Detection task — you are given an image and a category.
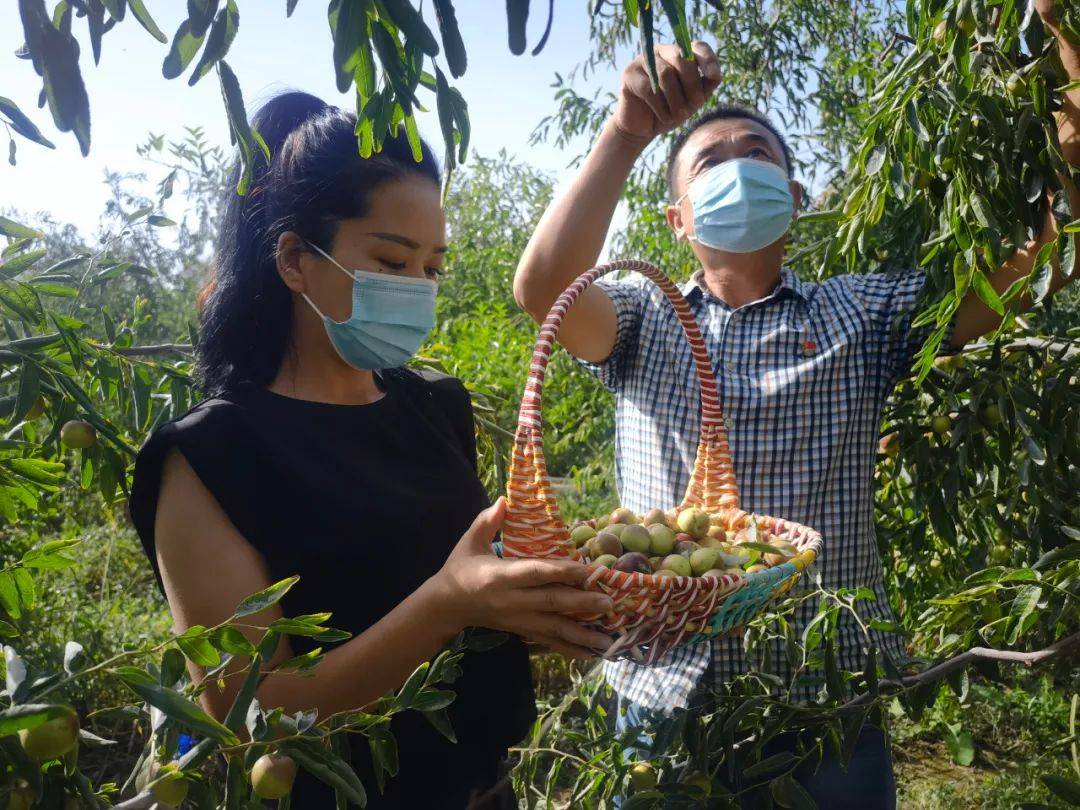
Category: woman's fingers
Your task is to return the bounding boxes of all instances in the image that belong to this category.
[501,556,592,588]
[519,613,613,653]
[459,498,506,553]
[508,583,614,616]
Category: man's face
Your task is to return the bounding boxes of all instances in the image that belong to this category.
[667,117,802,249]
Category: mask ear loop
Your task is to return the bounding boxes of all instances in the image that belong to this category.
[299,239,356,323]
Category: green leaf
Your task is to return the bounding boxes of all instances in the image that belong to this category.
[0,704,73,737]
[382,0,440,55]
[1043,774,1080,805]
[432,0,466,77]
[865,143,887,176]
[0,216,44,240]
[223,653,261,731]
[233,576,299,618]
[12,565,33,613]
[1007,584,1042,644]
[409,689,455,712]
[422,707,456,742]
[114,665,157,686]
[970,270,1004,315]
[162,18,207,79]
[13,360,40,423]
[905,101,930,141]
[189,0,239,85]
[281,741,367,805]
[329,0,370,94]
[211,625,256,656]
[658,0,691,56]
[944,725,975,766]
[216,60,258,194]
[127,681,240,745]
[636,0,657,88]
[160,647,186,686]
[147,214,178,227]
[506,0,529,55]
[176,625,222,667]
[744,752,798,782]
[0,571,22,619]
[126,0,167,41]
[770,773,817,809]
[0,96,55,149]
[32,15,92,155]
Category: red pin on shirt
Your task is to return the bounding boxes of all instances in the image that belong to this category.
[802,339,817,355]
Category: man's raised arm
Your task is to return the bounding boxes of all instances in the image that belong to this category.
[512,42,721,363]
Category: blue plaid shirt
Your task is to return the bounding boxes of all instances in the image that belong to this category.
[583,268,939,711]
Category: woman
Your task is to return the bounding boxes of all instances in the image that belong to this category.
[129,91,613,808]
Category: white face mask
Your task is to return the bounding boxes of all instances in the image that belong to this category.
[301,242,437,370]
[678,158,794,253]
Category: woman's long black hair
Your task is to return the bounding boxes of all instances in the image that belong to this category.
[198,91,441,396]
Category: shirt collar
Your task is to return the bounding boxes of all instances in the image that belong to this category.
[681,267,806,306]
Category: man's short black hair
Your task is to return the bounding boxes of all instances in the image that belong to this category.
[666,104,794,200]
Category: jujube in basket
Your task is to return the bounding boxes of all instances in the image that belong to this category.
[503,260,822,664]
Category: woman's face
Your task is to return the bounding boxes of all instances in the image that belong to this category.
[288,174,448,324]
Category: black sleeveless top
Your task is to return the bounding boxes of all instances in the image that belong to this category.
[130,369,535,808]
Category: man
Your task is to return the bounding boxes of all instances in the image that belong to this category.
[514,7,1080,806]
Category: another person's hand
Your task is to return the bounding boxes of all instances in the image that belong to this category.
[612,40,722,145]
[432,498,615,659]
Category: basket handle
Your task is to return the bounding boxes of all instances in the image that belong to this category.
[502,260,740,560]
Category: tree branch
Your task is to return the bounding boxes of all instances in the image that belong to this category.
[841,629,1080,712]
[0,337,193,364]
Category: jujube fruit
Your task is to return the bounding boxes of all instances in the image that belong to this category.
[593,554,618,568]
[150,763,188,807]
[676,508,710,538]
[18,710,79,760]
[628,762,657,791]
[570,524,597,547]
[609,507,638,525]
[60,420,96,449]
[931,415,952,435]
[251,753,298,800]
[641,508,667,527]
[614,552,652,574]
[675,539,700,557]
[594,532,623,558]
[647,524,676,555]
[690,547,720,575]
[620,524,652,553]
[661,555,692,577]
[604,523,627,539]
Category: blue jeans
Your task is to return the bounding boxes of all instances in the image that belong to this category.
[616,700,896,809]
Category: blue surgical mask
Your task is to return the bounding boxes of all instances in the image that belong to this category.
[679,158,794,253]
[302,242,437,370]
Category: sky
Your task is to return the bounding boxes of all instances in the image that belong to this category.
[1,2,630,237]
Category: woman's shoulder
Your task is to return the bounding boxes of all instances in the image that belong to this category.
[386,367,471,407]
[142,393,253,454]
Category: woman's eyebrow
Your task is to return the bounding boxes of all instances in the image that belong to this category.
[368,232,447,253]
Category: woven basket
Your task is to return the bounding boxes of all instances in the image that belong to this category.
[503,260,822,664]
